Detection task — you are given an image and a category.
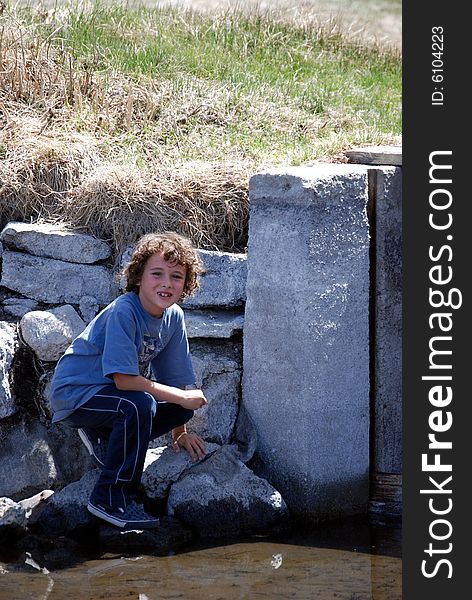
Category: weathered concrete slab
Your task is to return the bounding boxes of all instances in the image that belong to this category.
[184,309,244,338]
[0,251,116,304]
[0,222,111,264]
[372,167,402,474]
[0,418,91,500]
[243,165,371,521]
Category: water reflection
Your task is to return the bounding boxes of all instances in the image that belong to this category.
[0,516,401,600]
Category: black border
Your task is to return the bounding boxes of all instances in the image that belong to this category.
[403,3,470,597]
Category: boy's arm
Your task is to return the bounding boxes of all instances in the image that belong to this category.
[112,373,207,410]
[170,383,206,461]
[114,373,207,460]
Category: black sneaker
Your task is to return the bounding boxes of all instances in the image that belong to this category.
[87,501,160,529]
[78,428,108,468]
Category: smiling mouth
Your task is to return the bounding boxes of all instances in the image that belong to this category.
[157,292,172,298]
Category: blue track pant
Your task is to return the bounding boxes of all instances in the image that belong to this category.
[64,384,193,509]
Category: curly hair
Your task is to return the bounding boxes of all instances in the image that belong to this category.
[122,232,204,300]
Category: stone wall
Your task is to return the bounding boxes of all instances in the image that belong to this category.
[0,147,402,529]
[0,222,247,500]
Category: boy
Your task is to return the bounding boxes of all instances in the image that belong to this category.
[49,232,208,529]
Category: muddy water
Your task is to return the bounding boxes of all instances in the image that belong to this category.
[0,517,401,600]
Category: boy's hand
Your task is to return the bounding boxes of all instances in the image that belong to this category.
[172,432,207,461]
[179,389,208,410]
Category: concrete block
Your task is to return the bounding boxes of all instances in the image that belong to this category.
[243,165,371,521]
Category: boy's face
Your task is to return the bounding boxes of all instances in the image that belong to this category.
[137,252,187,317]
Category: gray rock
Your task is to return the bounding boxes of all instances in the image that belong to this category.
[167,446,288,538]
[0,222,111,264]
[141,443,220,500]
[0,497,28,528]
[18,489,55,512]
[244,165,371,521]
[0,497,28,542]
[2,298,39,318]
[0,321,17,419]
[182,250,247,308]
[20,305,86,362]
[0,429,57,499]
[184,309,244,338]
[36,363,57,421]
[33,470,99,535]
[6,490,55,531]
[0,418,91,500]
[79,296,100,323]
[1,251,116,304]
[189,341,241,444]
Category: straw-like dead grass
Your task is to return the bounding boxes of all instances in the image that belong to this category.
[61,161,249,254]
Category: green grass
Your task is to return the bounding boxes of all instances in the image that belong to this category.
[11,0,401,166]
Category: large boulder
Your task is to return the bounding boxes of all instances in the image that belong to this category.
[0,251,116,304]
[32,470,99,536]
[167,446,289,538]
[141,443,220,500]
[32,470,194,552]
[0,222,111,264]
[0,418,91,500]
[20,305,86,362]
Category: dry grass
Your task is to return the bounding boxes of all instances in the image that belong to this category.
[0,2,400,253]
[0,18,250,252]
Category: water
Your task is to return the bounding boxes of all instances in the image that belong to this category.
[0,516,401,600]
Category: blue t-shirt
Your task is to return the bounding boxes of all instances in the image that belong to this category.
[49,292,195,423]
